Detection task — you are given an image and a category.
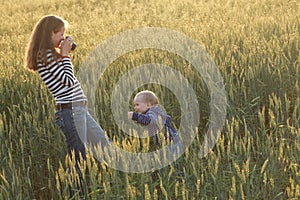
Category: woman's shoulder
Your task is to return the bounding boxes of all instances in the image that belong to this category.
[37,49,60,67]
[38,49,55,59]
[45,49,58,57]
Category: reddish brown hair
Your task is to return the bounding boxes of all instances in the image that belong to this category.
[25,15,68,70]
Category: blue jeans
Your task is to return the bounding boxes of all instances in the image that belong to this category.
[55,104,111,197]
[55,105,108,162]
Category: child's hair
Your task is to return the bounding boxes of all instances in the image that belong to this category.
[136,90,159,105]
[25,15,68,71]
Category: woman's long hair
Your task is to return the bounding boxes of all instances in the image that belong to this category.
[25,15,67,71]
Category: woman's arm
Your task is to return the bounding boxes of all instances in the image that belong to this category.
[39,50,76,87]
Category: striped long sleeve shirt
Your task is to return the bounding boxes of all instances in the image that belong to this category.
[132,105,179,142]
[37,50,86,104]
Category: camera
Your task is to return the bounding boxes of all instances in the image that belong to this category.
[71,41,77,51]
[66,36,77,51]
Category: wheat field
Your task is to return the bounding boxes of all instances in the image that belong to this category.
[0,0,299,199]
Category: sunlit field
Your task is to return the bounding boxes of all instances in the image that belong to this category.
[0,0,299,199]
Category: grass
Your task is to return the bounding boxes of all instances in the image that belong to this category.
[0,0,299,199]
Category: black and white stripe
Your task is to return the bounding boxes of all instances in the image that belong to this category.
[38,50,86,104]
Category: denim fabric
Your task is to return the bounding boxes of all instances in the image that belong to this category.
[54,105,108,162]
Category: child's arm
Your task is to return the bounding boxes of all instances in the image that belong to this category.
[128,111,156,126]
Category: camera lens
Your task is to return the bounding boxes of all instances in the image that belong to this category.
[71,42,77,51]
[66,36,77,51]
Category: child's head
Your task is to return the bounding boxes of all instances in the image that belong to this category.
[25,15,68,70]
[133,90,159,113]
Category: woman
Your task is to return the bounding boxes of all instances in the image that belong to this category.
[25,15,109,167]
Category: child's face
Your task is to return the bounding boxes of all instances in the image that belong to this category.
[133,95,151,114]
[51,26,65,48]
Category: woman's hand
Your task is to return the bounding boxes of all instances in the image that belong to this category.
[60,36,73,57]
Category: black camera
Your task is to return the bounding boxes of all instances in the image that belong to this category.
[71,41,77,51]
[66,36,77,51]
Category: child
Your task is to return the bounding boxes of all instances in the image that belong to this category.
[128,90,180,148]
[128,90,184,193]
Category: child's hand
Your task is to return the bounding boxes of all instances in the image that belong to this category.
[128,112,133,119]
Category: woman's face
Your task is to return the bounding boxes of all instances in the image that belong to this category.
[51,26,65,48]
